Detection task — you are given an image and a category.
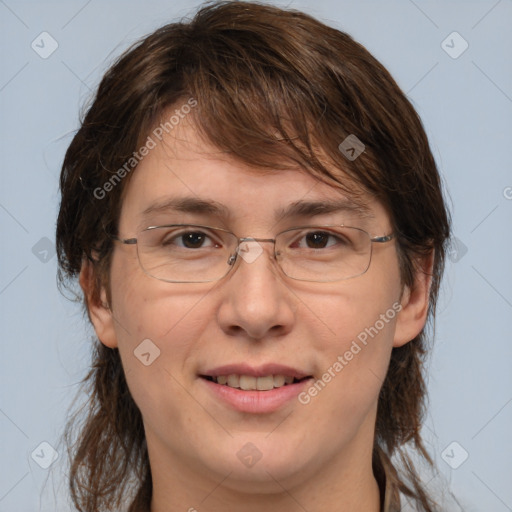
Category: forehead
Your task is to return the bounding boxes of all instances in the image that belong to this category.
[119,118,388,232]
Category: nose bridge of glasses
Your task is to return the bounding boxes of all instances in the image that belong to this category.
[228,237,276,266]
[238,236,276,245]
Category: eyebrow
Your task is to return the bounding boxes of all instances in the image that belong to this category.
[139,196,374,224]
[141,196,230,219]
[274,198,374,222]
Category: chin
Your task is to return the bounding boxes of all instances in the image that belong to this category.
[214,462,304,494]
[200,437,314,490]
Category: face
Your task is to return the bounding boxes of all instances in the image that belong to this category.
[85,113,430,499]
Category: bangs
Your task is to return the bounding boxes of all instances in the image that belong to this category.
[143,13,390,200]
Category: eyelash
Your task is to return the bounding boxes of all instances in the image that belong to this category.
[161,229,348,250]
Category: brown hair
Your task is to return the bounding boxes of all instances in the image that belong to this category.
[56,2,451,511]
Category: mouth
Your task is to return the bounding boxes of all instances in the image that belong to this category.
[198,364,314,413]
[200,374,311,391]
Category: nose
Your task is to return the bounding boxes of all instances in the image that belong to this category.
[216,239,296,340]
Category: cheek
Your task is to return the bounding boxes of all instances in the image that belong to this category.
[297,302,398,446]
[109,246,212,340]
[294,268,401,414]
[309,291,398,388]
[108,253,215,398]
[298,267,401,352]
[108,282,219,442]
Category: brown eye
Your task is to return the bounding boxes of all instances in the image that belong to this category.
[293,230,343,249]
[160,230,216,249]
[180,232,208,248]
[304,232,331,248]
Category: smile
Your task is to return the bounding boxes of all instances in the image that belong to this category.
[202,374,309,391]
[199,364,314,413]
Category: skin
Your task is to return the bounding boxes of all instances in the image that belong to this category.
[81,113,432,512]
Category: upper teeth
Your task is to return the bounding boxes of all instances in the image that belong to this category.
[214,374,296,390]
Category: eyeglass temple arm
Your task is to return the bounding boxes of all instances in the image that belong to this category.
[370,233,394,243]
[112,235,137,245]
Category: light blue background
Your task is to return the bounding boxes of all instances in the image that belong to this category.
[0,1,511,510]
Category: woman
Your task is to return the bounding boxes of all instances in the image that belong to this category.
[56,2,451,511]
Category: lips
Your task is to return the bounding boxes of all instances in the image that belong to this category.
[199,363,313,413]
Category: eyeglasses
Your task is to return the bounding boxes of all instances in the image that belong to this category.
[113,224,394,283]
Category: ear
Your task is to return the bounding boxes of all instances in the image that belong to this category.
[79,259,118,349]
[393,251,434,347]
